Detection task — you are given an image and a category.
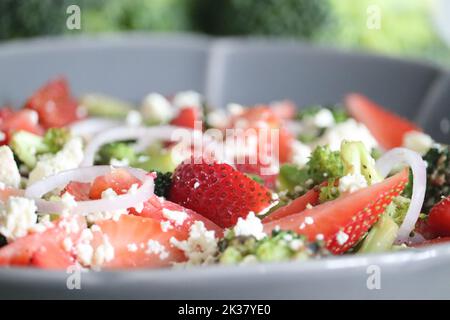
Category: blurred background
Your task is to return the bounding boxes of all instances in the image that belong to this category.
[0,0,449,67]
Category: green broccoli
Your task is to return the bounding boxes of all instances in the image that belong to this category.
[9,128,71,168]
[189,0,330,39]
[340,140,382,185]
[277,163,311,194]
[96,142,137,166]
[217,229,329,265]
[308,145,344,185]
[154,172,172,198]
[422,144,450,213]
[318,178,340,203]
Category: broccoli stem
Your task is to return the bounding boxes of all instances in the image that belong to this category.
[358,213,399,253]
[340,140,383,184]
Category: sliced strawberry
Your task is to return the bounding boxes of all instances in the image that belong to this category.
[270,100,297,120]
[262,186,321,223]
[169,160,274,228]
[91,215,187,269]
[25,77,83,129]
[345,94,421,150]
[30,241,75,269]
[130,194,223,237]
[63,181,91,201]
[263,170,408,254]
[427,196,450,237]
[89,168,141,199]
[0,215,86,268]
[170,107,200,129]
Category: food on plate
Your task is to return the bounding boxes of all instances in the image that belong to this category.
[0,77,446,270]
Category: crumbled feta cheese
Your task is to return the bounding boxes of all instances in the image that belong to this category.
[140,93,174,124]
[160,220,173,232]
[170,221,217,266]
[30,214,54,233]
[306,203,314,209]
[403,131,433,155]
[290,140,312,168]
[110,158,130,167]
[193,181,200,189]
[162,208,187,226]
[336,230,349,245]
[76,243,94,267]
[127,183,144,213]
[125,110,142,127]
[289,239,304,251]
[61,192,78,215]
[145,240,169,260]
[91,224,101,232]
[304,216,314,225]
[207,109,229,128]
[28,137,84,185]
[0,197,37,240]
[316,233,324,241]
[86,188,127,223]
[316,119,378,151]
[233,212,266,240]
[226,103,244,116]
[173,91,202,110]
[338,173,368,194]
[63,237,73,252]
[92,235,115,268]
[312,109,335,128]
[127,243,138,252]
[0,146,21,188]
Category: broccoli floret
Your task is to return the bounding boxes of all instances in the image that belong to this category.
[217,229,329,265]
[340,140,382,185]
[43,128,71,153]
[96,142,137,165]
[9,128,70,168]
[422,144,450,213]
[277,164,311,194]
[189,0,330,39]
[154,172,172,198]
[318,178,340,203]
[308,145,344,185]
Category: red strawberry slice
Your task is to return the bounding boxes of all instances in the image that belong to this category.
[345,94,421,150]
[0,215,86,268]
[427,196,450,237]
[130,194,223,237]
[63,181,91,201]
[89,168,141,200]
[169,160,274,228]
[270,100,297,120]
[90,215,187,269]
[30,241,75,269]
[263,170,409,254]
[25,77,83,129]
[170,107,200,129]
[262,185,321,223]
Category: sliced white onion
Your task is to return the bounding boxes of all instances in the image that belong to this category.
[81,125,225,167]
[375,148,427,243]
[25,166,154,216]
[69,118,122,137]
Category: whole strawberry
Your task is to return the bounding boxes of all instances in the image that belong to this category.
[169,160,274,228]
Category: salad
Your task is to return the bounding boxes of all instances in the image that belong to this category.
[0,77,448,270]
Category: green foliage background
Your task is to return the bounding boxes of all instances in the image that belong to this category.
[0,0,448,66]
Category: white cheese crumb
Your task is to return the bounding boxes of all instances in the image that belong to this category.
[316,119,378,151]
[127,243,138,252]
[233,212,266,240]
[289,239,304,251]
[226,103,244,116]
[63,237,73,252]
[86,188,127,223]
[145,240,169,260]
[304,216,314,225]
[290,140,312,168]
[140,93,174,124]
[0,146,22,188]
[92,235,115,268]
[170,221,217,266]
[172,91,202,110]
[28,137,84,185]
[110,158,130,167]
[0,197,37,240]
[402,131,433,155]
[125,110,142,127]
[193,181,200,189]
[76,243,94,267]
[160,220,173,232]
[338,173,368,194]
[313,109,335,128]
[336,230,349,245]
[162,208,188,226]
[316,233,324,241]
